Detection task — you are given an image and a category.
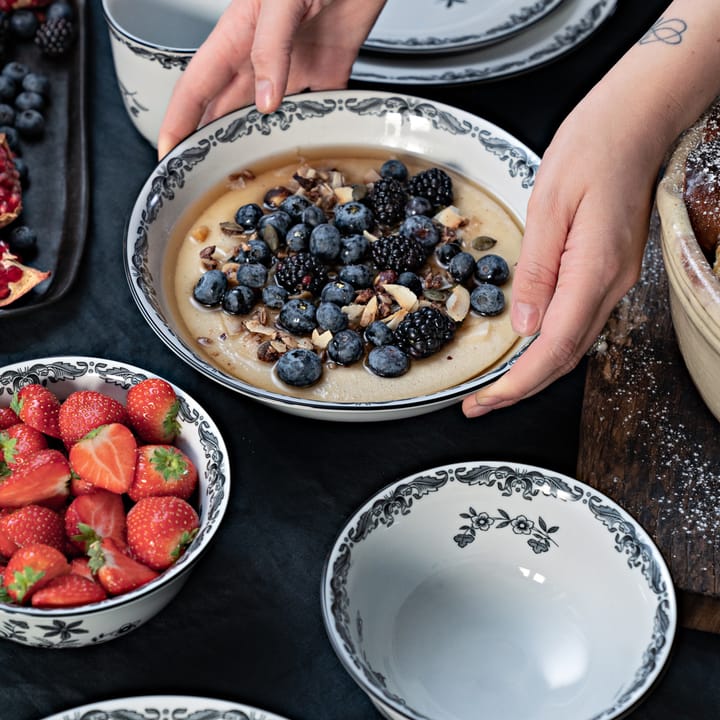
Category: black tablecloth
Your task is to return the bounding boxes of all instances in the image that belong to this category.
[2,1,720,718]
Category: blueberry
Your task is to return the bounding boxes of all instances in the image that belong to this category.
[46,1,75,21]
[193,269,227,306]
[234,203,263,232]
[327,329,364,366]
[316,302,348,333]
[9,10,38,40]
[470,284,505,316]
[340,233,369,264]
[399,215,439,253]
[436,242,461,265]
[2,62,29,84]
[333,201,374,235]
[397,271,423,297]
[276,348,323,387]
[13,157,28,187]
[338,264,373,288]
[380,159,408,183]
[405,196,433,217]
[279,193,311,222]
[242,239,272,266]
[257,209,292,240]
[261,284,288,309]
[222,285,256,315]
[8,225,36,259]
[0,125,20,152]
[236,262,267,289]
[320,279,355,306]
[0,76,16,103]
[309,222,341,262]
[278,298,317,335]
[448,252,475,283]
[14,91,44,112]
[474,254,510,285]
[285,222,311,252]
[364,320,395,347]
[301,204,326,228]
[22,73,50,97]
[367,345,410,378]
[0,103,15,126]
[15,109,44,139]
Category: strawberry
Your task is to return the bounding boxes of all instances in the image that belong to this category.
[30,573,108,608]
[0,1,52,11]
[88,537,158,595]
[128,444,198,502]
[4,543,69,604]
[65,490,127,553]
[0,448,71,508]
[70,556,95,582]
[126,378,181,444]
[58,390,129,447]
[68,423,137,494]
[0,423,47,465]
[0,407,18,430]
[10,384,61,438]
[0,504,65,554]
[126,495,199,570]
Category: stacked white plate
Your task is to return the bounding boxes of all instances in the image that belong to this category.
[353,0,617,85]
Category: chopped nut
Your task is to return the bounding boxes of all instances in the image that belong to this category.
[245,320,276,336]
[334,186,355,204]
[434,205,468,229]
[189,225,210,243]
[355,288,375,304]
[257,340,281,363]
[199,245,216,259]
[227,169,255,189]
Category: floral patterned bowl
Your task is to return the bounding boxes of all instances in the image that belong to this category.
[124,89,539,422]
[0,356,230,648]
[321,461,676,720]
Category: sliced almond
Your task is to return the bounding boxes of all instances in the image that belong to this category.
[446,285,471,322]
[382,283,419,312]
[244,320,276,336]
[360,295,378,326]
[343,304,365,325]
[311,328,333,350]
[383,308,409,330]
[334,186,355,204]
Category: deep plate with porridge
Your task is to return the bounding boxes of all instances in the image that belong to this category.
[125,90,539,420]
[170,152,523,403]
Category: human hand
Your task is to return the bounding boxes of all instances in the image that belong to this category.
[157,0,386,158]
[462,86,661,418]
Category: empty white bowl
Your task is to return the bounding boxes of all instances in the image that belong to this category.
[0,356,230,648]
[321,461,675,720]
[124,89,539,421]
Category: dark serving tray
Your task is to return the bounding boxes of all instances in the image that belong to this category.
[0,0,87,318]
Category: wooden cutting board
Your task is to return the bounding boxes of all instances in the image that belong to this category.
[577,209,720,633]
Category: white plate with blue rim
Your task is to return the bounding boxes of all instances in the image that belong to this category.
[42,696,292,720]
[362,0,566,55]
[353,0,617,84]
[321,460,676,720]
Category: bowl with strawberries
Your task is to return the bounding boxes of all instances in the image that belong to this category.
[0,355,230,648]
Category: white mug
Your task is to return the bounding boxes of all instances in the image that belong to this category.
[102,0,230,148]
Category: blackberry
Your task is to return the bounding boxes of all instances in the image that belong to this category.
[367,177,407,226]
[35,17,76,58]
[394,306,456,359]
[371,233,425,274]
[274,251,328,296]
[408,167,453,209]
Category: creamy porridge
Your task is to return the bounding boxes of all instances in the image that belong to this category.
[167,151,523,403]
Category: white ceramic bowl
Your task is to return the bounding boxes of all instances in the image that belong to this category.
[124,89,538,421]
[0,356,230,648]
[102,0,229,147]
[656,113,720,422]
[321,461,676,720]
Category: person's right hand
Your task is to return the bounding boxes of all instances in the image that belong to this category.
[157,0,387,158]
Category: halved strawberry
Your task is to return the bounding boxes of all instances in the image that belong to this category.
[126,378,181,444]
[4,543,69,604]
[128,444,198,501]
[0,448,71,509]
[30,572,108,608]
[126,495,199,571]
[65,489,127,553]
[69,556,95,582]
[68,423,137,494]
[0,422,47,465]
[10,384,61,438]
[88,537,158,595]
[58,390,129,447]
[0,407,18,431]
[0,504,65,554]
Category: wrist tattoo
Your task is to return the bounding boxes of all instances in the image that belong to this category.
[639,17,687,46]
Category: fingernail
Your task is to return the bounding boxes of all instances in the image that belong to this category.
[256,79,273,113]
[512,302,539,335]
